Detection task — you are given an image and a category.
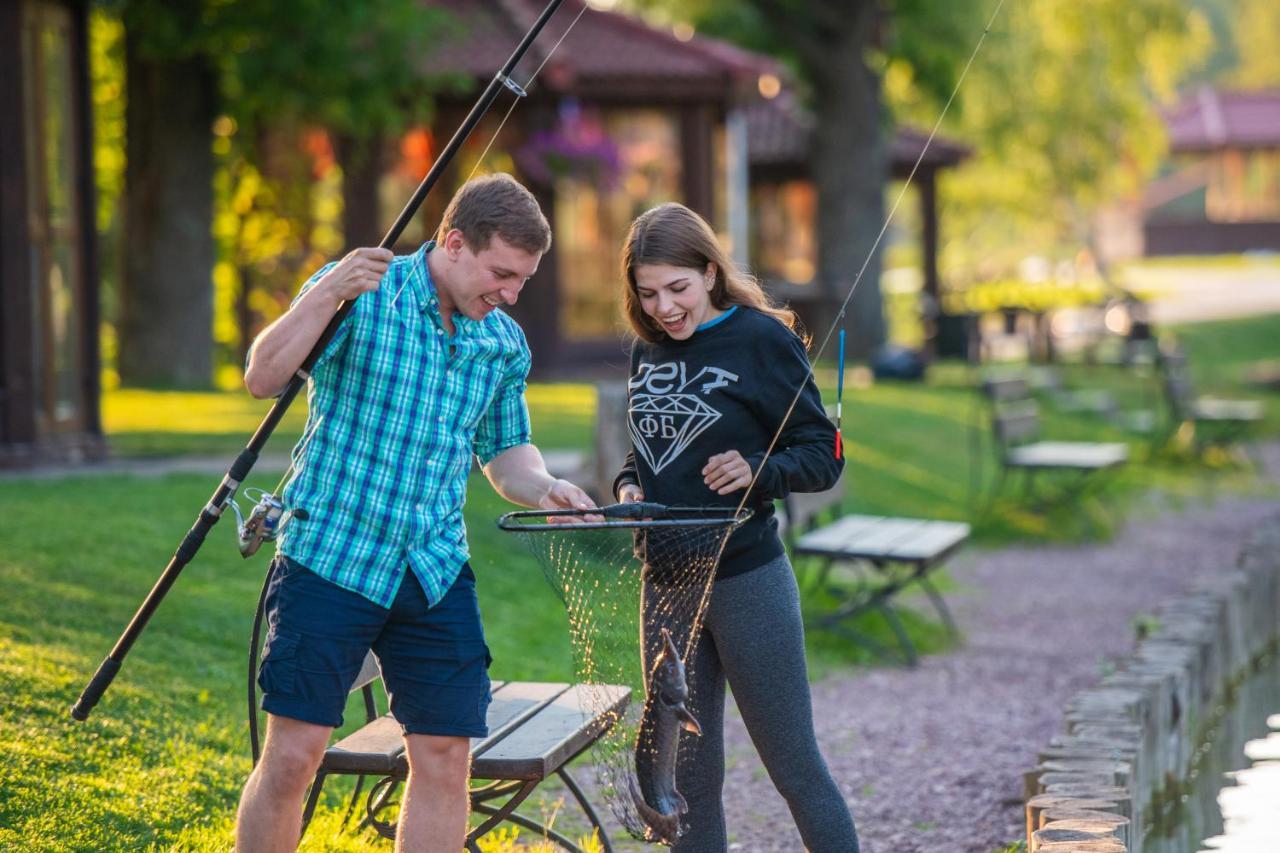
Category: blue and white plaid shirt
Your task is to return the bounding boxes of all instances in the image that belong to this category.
[275,242,532,608]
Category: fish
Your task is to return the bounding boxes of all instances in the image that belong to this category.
[631,626,702,845]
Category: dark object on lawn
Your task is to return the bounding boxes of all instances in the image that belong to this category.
[631,628,701,845]
[70,0,570,723]
[871,345,926,381]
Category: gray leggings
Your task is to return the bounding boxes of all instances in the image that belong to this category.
[642,555,860,852]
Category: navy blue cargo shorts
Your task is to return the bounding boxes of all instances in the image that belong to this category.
[257,554,492,737]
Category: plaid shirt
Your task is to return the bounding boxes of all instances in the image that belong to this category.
[276,242,532,608]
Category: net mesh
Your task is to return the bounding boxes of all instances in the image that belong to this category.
[500,506,747,844]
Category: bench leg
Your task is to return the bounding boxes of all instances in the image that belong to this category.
[300,771,327,841]
[814,587,918,666]
[917,573,959,637]
[557,766,613,853]
[467,779,539,842]
[362,774,402,840]
[472,796,591,852]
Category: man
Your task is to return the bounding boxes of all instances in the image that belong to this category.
[235,173,594,852]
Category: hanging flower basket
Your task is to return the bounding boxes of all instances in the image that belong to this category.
[517,110,622,190]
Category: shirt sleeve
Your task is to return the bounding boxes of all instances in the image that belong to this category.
[244,261,356,373]
[743,326,844,500]
[474,332,533,466]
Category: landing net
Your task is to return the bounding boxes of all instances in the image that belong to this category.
[497,503,750,844]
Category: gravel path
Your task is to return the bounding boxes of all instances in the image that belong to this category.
[718,446,1280,853]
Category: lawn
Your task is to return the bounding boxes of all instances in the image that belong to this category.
[4,313,1279,848]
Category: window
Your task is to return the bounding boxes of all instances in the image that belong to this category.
[751,180,816,285]
[555,108,682,340]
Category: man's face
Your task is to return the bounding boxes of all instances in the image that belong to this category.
[437,230,541,322]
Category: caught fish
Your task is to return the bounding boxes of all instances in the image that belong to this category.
[631,627,702,845]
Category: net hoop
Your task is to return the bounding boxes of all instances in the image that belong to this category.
[496,502,752,533]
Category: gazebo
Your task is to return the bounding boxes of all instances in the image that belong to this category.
[351,0,770,373]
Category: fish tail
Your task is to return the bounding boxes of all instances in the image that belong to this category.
[628,773,682,845]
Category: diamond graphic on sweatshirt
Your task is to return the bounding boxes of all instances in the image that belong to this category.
[629,394,721,474]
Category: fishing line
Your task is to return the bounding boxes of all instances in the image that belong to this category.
[681,0,1010,662]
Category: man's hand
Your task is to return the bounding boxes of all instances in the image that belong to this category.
[702,450,753,495]
[318,247,394,302]
[539,478,601,523]
[617,483,645,503]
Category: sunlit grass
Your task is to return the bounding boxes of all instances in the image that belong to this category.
[102,382,598,457]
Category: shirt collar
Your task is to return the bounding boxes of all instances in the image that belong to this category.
[410,241,479,336]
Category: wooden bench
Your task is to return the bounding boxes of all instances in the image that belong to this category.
[782,478,969,665]
[248,584,629,852]
[1157,345,1263,451]
[981,376,1128,503]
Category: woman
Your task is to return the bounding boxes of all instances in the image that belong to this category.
[613,202,860,852]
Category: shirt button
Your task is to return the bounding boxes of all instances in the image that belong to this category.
[435,328,444,336]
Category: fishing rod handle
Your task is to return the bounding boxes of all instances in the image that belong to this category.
[71,657,121,720]
[70,448,259,720]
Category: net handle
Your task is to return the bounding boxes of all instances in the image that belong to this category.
[496,503,751,532]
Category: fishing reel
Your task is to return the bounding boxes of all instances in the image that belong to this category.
[229,488,304,558]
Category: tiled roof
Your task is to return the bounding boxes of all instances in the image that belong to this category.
[745,91,971,171]
[423,0,768,98]
[1164,87,1280,151]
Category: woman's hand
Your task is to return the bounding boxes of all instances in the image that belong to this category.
[702,450,753,495]
[617,483,645,503]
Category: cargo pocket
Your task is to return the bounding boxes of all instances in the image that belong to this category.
[258,628,300,696]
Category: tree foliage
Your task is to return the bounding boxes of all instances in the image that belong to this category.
[926,0,1212,280]
[98,0,452,386]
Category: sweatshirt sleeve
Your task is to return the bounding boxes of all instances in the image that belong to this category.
[611,340,642,501]
[743,326,844,500]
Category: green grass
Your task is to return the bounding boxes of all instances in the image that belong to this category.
[7,313,1280,847]
[103,383,596,457]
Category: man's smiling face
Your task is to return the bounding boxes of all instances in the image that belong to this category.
[436,229,541,322]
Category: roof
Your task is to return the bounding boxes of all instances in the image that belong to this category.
[424,0,770,101]
[745,91,972,174]
[1164,87,1280,152]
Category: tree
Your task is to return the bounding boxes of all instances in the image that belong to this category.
[104,0,447,387]
[919,0,1211,280]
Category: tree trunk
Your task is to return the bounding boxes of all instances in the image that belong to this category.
[809,4,887,359]
[118,34,216,388]
[337,133,386,252]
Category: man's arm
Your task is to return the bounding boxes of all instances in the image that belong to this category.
[483,444,596,511]
[244,248,392,398]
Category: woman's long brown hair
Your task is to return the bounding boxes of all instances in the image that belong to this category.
[620,203,805,344]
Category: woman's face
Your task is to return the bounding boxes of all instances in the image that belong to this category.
[633,262,720,340]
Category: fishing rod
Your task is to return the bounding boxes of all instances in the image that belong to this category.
[71,0,569,722]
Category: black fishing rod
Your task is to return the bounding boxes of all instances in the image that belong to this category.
[71,0,568,722]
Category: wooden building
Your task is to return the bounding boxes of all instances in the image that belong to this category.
[1145,87,1280,256]
[0,0,105,467]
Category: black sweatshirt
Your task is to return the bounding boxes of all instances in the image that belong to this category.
[613,306,844,580]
